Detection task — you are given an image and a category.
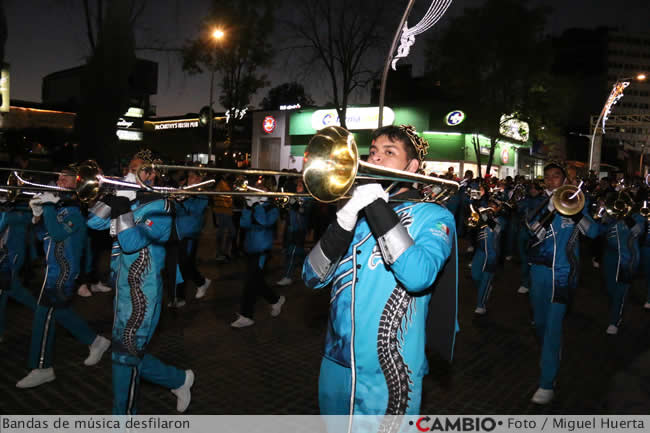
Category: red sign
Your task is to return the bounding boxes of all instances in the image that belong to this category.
[262,116,276,133]
[501,148,509,164]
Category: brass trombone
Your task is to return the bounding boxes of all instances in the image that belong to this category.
[136,126,459,203]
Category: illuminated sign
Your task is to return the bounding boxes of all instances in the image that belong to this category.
[311,107,395,130]
[445,110,465,126]
[480,147,490,156]
[280,104,301,110]
[124,107,144,118]
[499,114,529,142]
[0,67,9,113]
[263,116,277,133]
[501,148,509,164]
[154,121,199,130]
[116,129,143,141]
[116,118,134,128]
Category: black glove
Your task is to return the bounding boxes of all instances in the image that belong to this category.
[487,218,496,229]
[110,196,131,219]
[99,194,117,209]
[624,216,636,229]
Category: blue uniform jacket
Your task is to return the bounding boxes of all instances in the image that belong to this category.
[174,196,208,239]
[0,203,32,277]
[474,215,505,273]
[37,200,86,302]
[303,202,455,381]
[241,202,279,254]
[599,213,645,282]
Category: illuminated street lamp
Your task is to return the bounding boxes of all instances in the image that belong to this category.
[589,73,647,173]
[208,28,225,164]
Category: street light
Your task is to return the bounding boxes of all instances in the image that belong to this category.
[208,28,225,165]
[589,73,647,174]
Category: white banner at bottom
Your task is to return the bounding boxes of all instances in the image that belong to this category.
[0,415,648,433]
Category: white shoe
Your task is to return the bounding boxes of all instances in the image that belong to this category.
[171,369,194,413]
[91,282,112,293]
[643,302,650,310]
[230,314,255,328]
[276,277,293,286]
[466,246,474,253]
[474,307,487,315]
[270,295,286,317]
[77,284,92,297]
[531,387,554,404]
[168,299,186,308]
[606,325,618,335]
[195,278,212,299]
[592,258,600,269]
[505,255,513,261]
[518,286,529,294]
[468,263,472,269]
[84,335,111,366]
[16,368,56,388]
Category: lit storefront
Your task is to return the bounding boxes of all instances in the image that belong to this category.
[269,105,529,178]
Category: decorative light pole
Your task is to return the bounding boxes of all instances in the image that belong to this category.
[589,73,646,174]
[208,28,225,164]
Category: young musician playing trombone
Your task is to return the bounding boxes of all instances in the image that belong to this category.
[17,166,111,388]
[303,125,458,421]
[526,162,599,405]
[87,151,194,414]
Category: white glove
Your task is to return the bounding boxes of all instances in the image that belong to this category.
[337,183,389,231]
[116,173,138,201]
[37,192,60,205]
[546,198,556,213]
[29,198,44,217]
[246,196,261,207]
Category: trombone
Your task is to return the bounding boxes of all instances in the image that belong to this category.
[135,125,459,203]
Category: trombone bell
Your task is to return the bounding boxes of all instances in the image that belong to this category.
[551,185,585,216]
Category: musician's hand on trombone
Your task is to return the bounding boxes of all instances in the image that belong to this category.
[336,183,388,231]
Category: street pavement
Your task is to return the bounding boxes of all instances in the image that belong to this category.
[1,228,649,415]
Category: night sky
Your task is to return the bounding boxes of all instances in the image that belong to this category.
[4,0,649,117]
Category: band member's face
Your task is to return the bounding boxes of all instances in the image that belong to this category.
[187,172,203,186]
[57,172,76,189]
[544,168,565,191]
[129,158,145,175]
[296,180,305,193]
[368,136,418,173]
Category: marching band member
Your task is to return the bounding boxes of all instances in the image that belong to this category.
[597,192,644,335]
[231,181,284,328]
[302,125,458,420]
[276,179,312,287]
[471,199,505,315]
[17,167,110,388]
[526,163,599,405]
[173,168,212,301]
[88,151,194,413]
[0,198,36,342]
[516,182,545,294]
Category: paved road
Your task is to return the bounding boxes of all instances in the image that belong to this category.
[1,232,649,415]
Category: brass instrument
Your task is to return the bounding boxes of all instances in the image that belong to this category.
[640,200,650,220]
[137,126,459,203]
[527,184,586,234]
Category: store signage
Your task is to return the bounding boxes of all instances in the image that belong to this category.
[116,118,134,128]
[263,116,277,133]
[280,104,301,110]
[480,147,490,155]
[445,110,465,126]
[116,129,143,141]
[500,114,529,142]
[311,107,395,130]
[501,148,509,164]
[154,120,199,130]
[124,107,144,118]
[0,67,9,113]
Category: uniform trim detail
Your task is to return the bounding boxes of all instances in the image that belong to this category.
[116,213,136,234]
[377,224,414,265]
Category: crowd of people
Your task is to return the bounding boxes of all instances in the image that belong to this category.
[0,124,649,425]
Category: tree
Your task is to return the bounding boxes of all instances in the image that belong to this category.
[426,0,554,176]
[182,0,274,142]
[261,82,314,110]
[285,0,395,129]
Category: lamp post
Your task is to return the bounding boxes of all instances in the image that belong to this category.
[208,28,225,165]
[589,73,646,174]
